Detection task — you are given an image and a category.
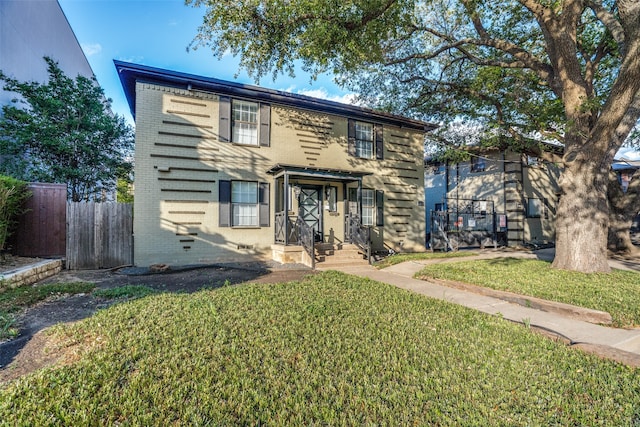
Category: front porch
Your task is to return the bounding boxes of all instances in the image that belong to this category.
[267,164,374,269]
[271,241,370,269]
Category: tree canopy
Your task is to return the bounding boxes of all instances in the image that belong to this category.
[0,57,134,202]
[189,0,640,272]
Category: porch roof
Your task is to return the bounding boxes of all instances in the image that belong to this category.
[266,164,372,181]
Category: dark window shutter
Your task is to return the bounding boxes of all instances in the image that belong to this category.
[259,103,271,147]
[347,119,356,156]
[219,180,231,227]
[218,96,231,143]
[375,124,384,160]
[376,190,384,226]
[259,182,270,227]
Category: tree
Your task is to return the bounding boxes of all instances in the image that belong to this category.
[0,175,31,252]
[188,0,640,272]
[0,57,133,202]
[607,167,640,255]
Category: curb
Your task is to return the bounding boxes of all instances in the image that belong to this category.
[426,277,613,325]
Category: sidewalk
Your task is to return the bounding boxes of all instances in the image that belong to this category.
[330,251,640,367]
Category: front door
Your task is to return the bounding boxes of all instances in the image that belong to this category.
[299,186,323,242]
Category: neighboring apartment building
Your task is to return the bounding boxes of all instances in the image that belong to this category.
[0,0,94,106]
[115,61,434,267]
[425,148,562,249]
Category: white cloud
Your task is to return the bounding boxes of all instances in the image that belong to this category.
[293,88,359,105]
[616,146,640,161]
[116,56,145,64]
[81,43,102,56]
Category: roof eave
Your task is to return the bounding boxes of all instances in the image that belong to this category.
[114,60,436,132]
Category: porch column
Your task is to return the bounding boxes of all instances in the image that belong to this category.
[284,172,289,245]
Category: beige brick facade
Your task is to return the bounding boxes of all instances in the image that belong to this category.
[121,64,429,266]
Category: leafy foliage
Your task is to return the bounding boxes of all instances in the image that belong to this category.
[0,176,31,251]
[1,272,639,424]
[0,57,134,201]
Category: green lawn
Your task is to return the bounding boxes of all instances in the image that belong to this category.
[1,271,639,425]
[374,250,476,269]
[415,258,640,327]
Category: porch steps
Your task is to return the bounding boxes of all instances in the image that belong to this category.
[314,243,370,269]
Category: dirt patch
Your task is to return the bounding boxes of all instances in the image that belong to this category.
[0,263,314,384]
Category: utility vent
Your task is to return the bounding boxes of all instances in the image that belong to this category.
[237,244,254,250]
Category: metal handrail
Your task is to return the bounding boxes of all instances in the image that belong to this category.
[347,213,371,264]
[274,211,287,244]
[295,216,315,269]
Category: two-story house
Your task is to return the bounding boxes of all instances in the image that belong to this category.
[425,147,563,250]
[115,61,434,267]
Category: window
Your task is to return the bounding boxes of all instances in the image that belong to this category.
[347,187,384,226]
[432,162,446,174]
[219,180,269,227]
[355,122,374,159]
[361,189,375,226]
[527,198,544,218]
[219,97,271,146]
[471,156,486,172]
[232,100,259,145]
[232,181,258,226]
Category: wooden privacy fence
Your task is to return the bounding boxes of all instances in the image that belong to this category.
[12,183,67,257]
[66,202,133,269]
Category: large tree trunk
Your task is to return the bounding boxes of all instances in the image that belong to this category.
[607,169,640,256]
[553,161,611,272]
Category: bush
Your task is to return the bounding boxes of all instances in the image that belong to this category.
[0,175,31,251]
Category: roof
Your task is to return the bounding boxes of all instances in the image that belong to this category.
[266,164,372,180]
[114,60,436,132]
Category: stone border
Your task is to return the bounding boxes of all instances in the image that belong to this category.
[428,277,613,325]
[0,259,63,290]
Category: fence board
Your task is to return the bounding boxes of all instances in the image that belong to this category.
[66,202,133,269]
[12,183,66,257]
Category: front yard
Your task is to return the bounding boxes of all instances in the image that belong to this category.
[415,258,640,328]
[1,271,638,425]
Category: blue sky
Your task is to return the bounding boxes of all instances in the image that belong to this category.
[58,0,353,125]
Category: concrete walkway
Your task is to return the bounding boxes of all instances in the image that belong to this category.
[329,250,640,367]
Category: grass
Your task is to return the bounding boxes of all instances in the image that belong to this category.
[374,250,477,269]
[1,271,639,425]
[0,282,95,340]
[415,258,640,327]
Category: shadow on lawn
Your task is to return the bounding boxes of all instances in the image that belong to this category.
[0,263,312,370]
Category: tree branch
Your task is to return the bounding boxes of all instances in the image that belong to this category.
[586,1,625,45]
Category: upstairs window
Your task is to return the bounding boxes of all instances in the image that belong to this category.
[471,156,486,172]
[348,119,383,160]
[355,122,374,159]
[232,100,259,145]
[218,96,270,146]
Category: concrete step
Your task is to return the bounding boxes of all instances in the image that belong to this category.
[315,243,369,268]
[316,258,371,269]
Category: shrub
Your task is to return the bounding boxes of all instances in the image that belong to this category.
[0,176,31,251]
